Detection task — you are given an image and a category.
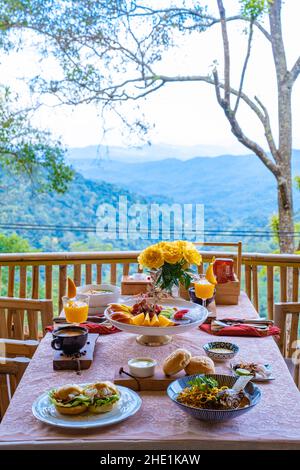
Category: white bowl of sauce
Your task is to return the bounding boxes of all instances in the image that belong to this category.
[203,341,239,362]
[128,357,157,378]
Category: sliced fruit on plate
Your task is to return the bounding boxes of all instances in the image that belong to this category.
[150,313,159,327]
[111,312,132,324]
[158,315,175,327]
[143,312,151,326]
[131,312,145,326]
[67,277,77,298]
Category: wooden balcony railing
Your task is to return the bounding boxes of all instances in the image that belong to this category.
[0,250,299,319]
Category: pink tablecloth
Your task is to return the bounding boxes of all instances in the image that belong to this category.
[0,293,300,450]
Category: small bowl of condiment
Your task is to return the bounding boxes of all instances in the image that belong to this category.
[128,357,157,378]
[203,341,239,362]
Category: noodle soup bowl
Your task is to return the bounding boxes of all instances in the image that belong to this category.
[167,374,261,422]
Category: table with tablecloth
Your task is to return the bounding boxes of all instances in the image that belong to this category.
[0,293,300,450]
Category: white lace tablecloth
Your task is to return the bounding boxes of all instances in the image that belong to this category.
[0,292,300,450]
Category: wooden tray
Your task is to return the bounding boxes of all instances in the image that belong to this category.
[53,333,99,371]
[114,366,185,391]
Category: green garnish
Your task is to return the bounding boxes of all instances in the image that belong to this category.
[188,376,218,390]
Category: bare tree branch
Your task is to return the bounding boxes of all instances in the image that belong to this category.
[290,56,300,84]
[233,20,254,115]
[211,70,279,178]
[254,95,278,160]
[217,0,230,104]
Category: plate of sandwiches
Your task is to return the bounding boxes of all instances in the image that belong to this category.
[32,381,142,429]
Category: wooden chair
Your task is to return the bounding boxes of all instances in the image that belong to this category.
[274,302,300,388]
[0,297,53,340]
[0,338,39,419]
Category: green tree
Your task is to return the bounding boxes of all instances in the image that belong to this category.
[0,232,34,252]
[1,0,300,250]
[0,87,73,193]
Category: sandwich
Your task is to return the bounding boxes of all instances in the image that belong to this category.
[84,381,120,413]
[49,384,90,415]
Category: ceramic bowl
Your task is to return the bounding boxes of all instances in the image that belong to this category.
[77,284,120,308]
[203,341,239,362]
[167,374,261,422]
[128,357,157,378]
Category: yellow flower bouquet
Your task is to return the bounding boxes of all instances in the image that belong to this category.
[138,241,202,293]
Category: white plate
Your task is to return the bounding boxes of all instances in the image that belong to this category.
[32,385,141,429]
[104,298,208,336]
[231,363,275,382]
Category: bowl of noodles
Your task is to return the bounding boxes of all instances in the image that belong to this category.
[167,374,261,422]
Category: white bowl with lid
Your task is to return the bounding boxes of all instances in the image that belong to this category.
[128,357,157,378]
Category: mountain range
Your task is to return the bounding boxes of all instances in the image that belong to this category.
[68,147,300,229]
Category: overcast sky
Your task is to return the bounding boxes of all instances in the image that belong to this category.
[1,0,300,156]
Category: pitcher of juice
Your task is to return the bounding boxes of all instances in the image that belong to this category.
[193,274,215,308]
[63,294,89,324]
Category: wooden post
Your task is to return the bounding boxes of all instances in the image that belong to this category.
[245,265,252,300]
[252,265,259,312]
[45,266,52,299]
[110,264,117,285]
[292,267,299,302]
[59,265,67,313]
[280,266,287,302]
[96,264,102,284]
[85,264,92,285]
[267,266,274,320]
[73,264,81,286]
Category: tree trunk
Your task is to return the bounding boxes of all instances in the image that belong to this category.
[277,172,294,253]
[269,0,294,253]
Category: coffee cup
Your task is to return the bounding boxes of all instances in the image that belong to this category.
[51,326,88,355]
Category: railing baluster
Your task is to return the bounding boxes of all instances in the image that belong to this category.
[280,266,287,302]
[85,264,92,284]
[28,266,39,339]
[45,266,52,299]
[18,266,27,338]
[73,264,81,286]
[7,267,15,338]
[123,263,130,276]
[252,265,259,312]
[110,264,117,285]
[96,264,102,284]
[245,265,252,300]
[8,267,15,297]
[267,266,274,320]
[59,265,67,313]
[293,267,299,302]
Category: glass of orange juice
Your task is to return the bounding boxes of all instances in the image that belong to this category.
[193,274,215,308]
[62,294,89,324]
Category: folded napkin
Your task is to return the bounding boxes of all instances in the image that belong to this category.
[200,322,280,337]
[46,322,120,335]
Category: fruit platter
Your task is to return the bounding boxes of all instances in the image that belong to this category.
[104,298,208,346]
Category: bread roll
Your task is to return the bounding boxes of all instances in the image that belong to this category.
[184,355,215,375]
[163,348,192,376]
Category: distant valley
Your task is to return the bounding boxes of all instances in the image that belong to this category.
[68,147,300,229]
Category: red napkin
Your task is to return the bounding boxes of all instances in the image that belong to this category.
[200,323,280,338]
[46,322,120,335]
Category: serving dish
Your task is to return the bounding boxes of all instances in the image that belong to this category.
[77,284,120,310]
[203,341,239,362]
[32,384,141,429]
[167,374,261,422]
[231,362,275,382]
[105,298,208,346]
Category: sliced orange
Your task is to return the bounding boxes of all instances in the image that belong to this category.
[67,277,77,298]
[143,312,151,326]
[158,315,175,327]
[150,314,159,327]
[131,313,145,326]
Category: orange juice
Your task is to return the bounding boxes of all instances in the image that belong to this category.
[64,300,88,323]
[194,280,215,300]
